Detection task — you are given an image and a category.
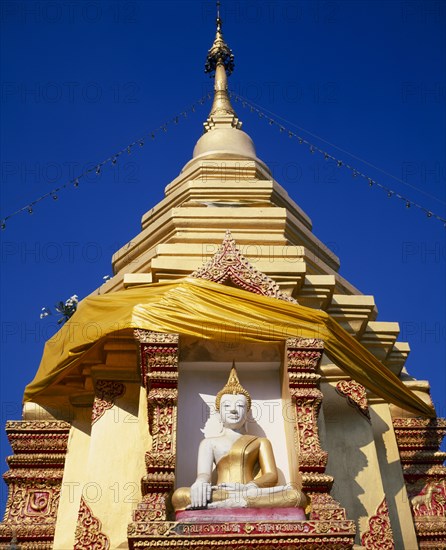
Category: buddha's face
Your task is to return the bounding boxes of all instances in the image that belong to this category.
[219,393,248,430]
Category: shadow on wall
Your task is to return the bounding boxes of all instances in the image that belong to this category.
[321,381,370,544]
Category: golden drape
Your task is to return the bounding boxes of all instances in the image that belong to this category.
[24,277,434,417]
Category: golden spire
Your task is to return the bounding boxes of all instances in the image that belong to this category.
[188,1,261,167]
[215,361,252,411]
[204,1,240,127]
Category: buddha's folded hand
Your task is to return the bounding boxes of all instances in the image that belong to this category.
[190,480,212,508]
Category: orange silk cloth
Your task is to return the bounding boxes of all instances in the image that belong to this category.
[24,277,434,417]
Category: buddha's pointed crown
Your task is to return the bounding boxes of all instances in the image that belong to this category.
[215,361,252,412]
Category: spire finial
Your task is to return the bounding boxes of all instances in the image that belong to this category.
[204,1,239,127]
[205,1,234,77]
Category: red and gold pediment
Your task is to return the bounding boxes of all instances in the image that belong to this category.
[191,230,297,304]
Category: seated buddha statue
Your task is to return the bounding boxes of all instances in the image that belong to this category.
[172,366,308,511]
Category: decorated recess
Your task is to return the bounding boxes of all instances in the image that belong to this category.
[229,91,446,227]
[0,93,212,230]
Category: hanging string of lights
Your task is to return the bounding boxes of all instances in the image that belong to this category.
[0,93,212,231]
[234,94,445,207]
[229,91,446,227]
[2,89,444,229]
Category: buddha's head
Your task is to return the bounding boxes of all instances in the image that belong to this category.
[215,364,251,429]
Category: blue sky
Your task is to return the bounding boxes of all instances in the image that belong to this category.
[1,0,445,511]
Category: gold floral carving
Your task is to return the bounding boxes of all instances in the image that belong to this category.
[291,388,328,469]
[286,338,324,349]
[2,483,61,525]
[147,401,177,456]
[132,493,172,523]
[0,420,70,548]
[136,331,179,389]
[134,329,179,344]
[74,496,110,550]
[393,418,446,429]
[309,493,346,521]
[392,416,446,547]
[7,453,67,467]
[8,433,69,453]
[335,380,371,422]
[91,379,126,425]
[128,538,356,549]
[285,339,348,526]
[191,230,297,303]
[129,330,179,538]
[361,498,394,550]
[286,343,327,474]
[127,519,356,548]
[6,420,71,431]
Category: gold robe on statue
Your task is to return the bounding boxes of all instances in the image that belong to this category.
[172,435,306,511]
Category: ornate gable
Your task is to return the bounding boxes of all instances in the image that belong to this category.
[191,230,297,304]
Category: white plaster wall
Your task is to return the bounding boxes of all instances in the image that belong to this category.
[176,361,289,489]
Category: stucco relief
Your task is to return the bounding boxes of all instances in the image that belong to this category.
[74,496,109,550]
[91,380,126,425]
[335,379,371,422]
[361,498,394,550]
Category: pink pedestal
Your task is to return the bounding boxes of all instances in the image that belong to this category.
[176,507,307,522]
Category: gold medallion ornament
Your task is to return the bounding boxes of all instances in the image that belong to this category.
[215,362,252,412]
